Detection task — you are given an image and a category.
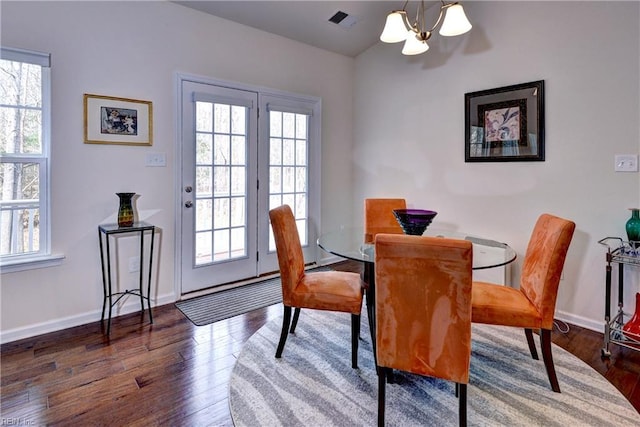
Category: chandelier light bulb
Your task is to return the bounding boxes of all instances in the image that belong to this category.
[380,11,409,43]
[402,31,429,55]
[439,4,472,36]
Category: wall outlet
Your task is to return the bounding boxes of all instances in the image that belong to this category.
[128,256,140,272]
[614,154,638,172]
[145,152,166,167]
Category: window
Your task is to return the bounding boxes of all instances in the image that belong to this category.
[0,47,57,271]
[267,109,311,250]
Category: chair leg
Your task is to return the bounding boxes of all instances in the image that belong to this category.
[458,383,467,427]
[351,314,360,369]
[378,367,387,427]
[540,328,561,393]
[290,307,301,333]
[525,328,539,360]
[275,306,292,358]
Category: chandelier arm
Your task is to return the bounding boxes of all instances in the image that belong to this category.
[427,4,448,33]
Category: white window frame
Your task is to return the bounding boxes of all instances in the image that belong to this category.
[0,47,63,273]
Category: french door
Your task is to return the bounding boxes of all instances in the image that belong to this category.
[179,77,320,294]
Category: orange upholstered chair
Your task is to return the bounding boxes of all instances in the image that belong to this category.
[364,198,406,244]
[269,204,365,368]
[471,213,575,393]
[375,234,473,427]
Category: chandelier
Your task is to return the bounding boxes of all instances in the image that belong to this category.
[380,1,472,55]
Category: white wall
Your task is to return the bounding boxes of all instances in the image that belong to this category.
[354,1,640,330]
[0,1,355,342]
[2,0,638,342]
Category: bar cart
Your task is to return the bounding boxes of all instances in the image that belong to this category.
[599,237,640,357]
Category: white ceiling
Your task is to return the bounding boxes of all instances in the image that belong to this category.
[173,1,434,57]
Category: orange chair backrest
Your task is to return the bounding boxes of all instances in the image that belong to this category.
[520,214,576,329]
[269,205,304,306]
[374,234,473,384]
[364,198,406,243]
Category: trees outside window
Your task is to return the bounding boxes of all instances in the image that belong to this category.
[0,47,51,265]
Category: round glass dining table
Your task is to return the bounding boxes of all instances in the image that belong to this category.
[317,226,517,372]
[318,226,516,270]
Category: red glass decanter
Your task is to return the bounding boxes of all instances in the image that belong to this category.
[622,292,640,344]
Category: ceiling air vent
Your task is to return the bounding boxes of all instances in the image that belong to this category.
[328,10,358,29]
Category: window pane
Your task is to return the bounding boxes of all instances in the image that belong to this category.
[213,229,230,261]
[282,112,295,138]
[269,167,281,193]
[213,197,229,229]
[282,167,295,193]
[0,108,42,154]
[295,114,307,139]
[230,227,245,255]
[195,231,212,265]
[231,197,245,227]
[195,166,212,196]
[214,134,230,165]
[231,105,246,134]
[283,194,295,211]
[214,104,230,133]
[195,102,212,132]
[0,207,40,255]
[231,166,245,196]
[0,60,41,107]
[269,195,282,211]
[196,133,212,164]
[295,193,307,218]
[195,199,212,232]
[231,136,245,165]
[295,140,306,166]
[270,111,282,137]
[283,139,295,165]
[213,166,230,196]
[296,219,308,246]
[295,167,307,192]
[0,161,41,254]
[270,138,282,165]
[0,162,39,200]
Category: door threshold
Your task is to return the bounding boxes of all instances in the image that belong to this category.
[179,263,320,301]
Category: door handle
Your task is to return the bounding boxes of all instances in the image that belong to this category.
[185,186,193,193]
[185,201,193,208]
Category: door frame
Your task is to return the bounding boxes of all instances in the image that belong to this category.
[174,72,322,298]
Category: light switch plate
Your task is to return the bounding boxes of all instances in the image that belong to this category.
[145,152,166,167]
[615,154,638,172]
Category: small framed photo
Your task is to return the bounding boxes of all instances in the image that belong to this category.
[465,80,544,162]
[84,94,153,145]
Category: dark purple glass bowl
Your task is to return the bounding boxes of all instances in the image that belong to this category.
[393,209,438,236]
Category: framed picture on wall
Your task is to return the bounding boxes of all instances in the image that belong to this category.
[84,94,153,145]
[465,80,544,162]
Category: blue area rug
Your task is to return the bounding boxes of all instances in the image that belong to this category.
[230,309,640,426]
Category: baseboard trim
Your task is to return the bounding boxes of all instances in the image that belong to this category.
[0,292,176,344]
[1,292,605,344]
[555,310,604,334]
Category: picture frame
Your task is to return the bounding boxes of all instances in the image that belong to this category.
[84,94,153,145]
[465,80,544,162]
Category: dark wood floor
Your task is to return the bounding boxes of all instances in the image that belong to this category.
[2,260,640,426]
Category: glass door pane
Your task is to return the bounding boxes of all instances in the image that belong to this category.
[268,111,309,251]
[195,102,248,265]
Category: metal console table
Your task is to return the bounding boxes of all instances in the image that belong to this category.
[98,221,156,335]
[599,237,640,357]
